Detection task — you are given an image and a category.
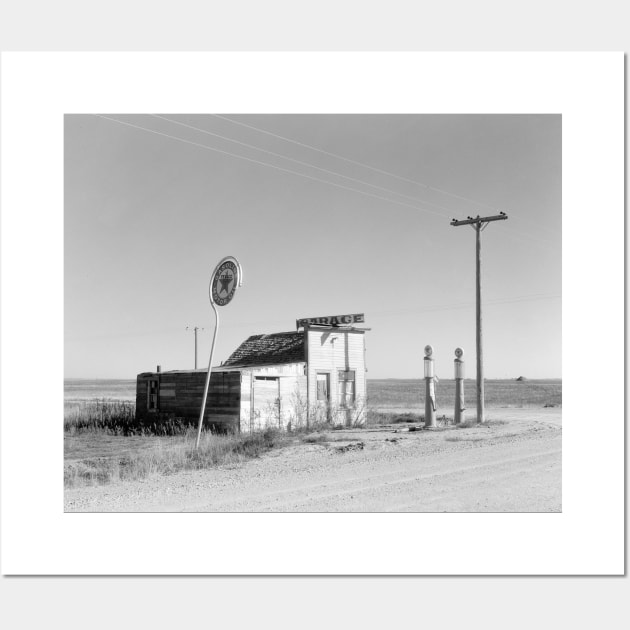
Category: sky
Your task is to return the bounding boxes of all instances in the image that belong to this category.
[64,114,561,379]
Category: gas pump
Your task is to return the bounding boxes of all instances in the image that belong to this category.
[424,344,437,428]
[454,347,465,424]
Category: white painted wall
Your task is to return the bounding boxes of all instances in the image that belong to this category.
[237,363,307,432]
[306,328,367,425]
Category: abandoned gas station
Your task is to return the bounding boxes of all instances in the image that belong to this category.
[135,313,369,432]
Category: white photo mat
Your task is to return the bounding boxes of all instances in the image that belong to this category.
[0,52,624,575]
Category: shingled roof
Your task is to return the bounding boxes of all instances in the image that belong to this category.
[222,331,305,368]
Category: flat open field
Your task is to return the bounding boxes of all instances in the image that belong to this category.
[64,377,562,408]
[369,378,561,410]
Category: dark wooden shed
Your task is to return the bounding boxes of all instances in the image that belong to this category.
[135,369,242,431]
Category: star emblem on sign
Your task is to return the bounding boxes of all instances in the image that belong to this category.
[211,259,240,307]
[218,272,233,295]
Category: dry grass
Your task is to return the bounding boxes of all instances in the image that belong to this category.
[64,398,374,488]
[444,435,486,443]
[63,392,516,489]
[443,418,511,441]
[64,399,291,487]
[367,410,423,425]
[65,427,282,488]
[300,433,329,444]
[64,398,383,488]
[64,399,197,436]
[456,419,509,429]
[299,432,363,445]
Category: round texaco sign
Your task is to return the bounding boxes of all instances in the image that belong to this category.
[211,259,239,306]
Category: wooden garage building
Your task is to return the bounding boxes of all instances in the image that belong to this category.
[135,314,368,432]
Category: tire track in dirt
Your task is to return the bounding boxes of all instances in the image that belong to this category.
[185,444,561,512]
[65,411,561,512]
[311,450,561,512]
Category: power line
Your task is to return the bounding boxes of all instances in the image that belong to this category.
[95,115,447,219]
[155,114,557,246]
[212,113,561,240]
[164,114,557,245]
[212,114,506,214]
[95,115,558,250]
[150,114,464,217]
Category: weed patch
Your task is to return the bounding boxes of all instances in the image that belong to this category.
[65,427,283,488]
[367,410,422,426]
[334,442,365,454]
[64,399,198,436]
[301,434,329,444]
[455,419,509,429]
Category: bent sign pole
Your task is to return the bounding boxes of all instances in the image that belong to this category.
[195,256,243,449]
[450,213,508,424]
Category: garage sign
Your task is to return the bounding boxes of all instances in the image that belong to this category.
[296,313,364,329]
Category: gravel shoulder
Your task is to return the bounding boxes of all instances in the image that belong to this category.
[64,408,561,513]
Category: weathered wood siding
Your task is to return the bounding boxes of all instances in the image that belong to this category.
[135,362,309,432]
[306,329,367,425]
[135,371,241,431]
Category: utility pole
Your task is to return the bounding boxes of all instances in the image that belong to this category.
[185,326,204,369]
[450,213,508,423]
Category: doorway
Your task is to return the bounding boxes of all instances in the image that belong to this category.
[252,376,280,430]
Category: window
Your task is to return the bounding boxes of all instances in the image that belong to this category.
[147,379,159,411]
[338,370,355,407]
[316,373,329,402]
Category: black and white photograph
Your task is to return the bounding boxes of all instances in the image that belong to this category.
[1,51,623,582]
[63,113,562,513]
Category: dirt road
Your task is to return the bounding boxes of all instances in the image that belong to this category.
[64,408,561,512]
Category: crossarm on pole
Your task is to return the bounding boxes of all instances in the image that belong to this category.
[450,212,508,227]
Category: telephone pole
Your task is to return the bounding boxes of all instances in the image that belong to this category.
[185,326,204,369]
[450,212,508,423]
